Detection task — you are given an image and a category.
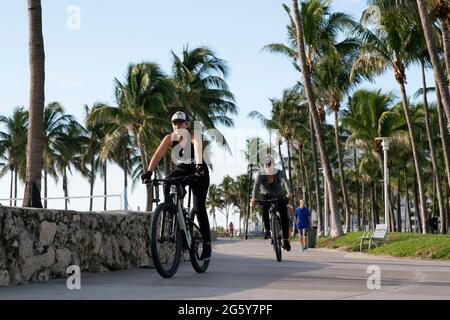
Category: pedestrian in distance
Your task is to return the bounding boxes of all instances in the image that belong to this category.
[294,199,311,251]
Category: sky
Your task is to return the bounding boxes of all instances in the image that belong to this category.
[0,0,434,229]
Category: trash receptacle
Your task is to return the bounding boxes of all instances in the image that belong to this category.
[307,226,318,248]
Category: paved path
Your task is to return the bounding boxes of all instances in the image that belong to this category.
[1,239,450,300]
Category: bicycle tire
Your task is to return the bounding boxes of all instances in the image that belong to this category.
[150,203,182,278]
[189,222,210,273]
[271,213,282,262]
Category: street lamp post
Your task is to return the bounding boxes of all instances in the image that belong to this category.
[376,137,391,230]
[245,163,253,240]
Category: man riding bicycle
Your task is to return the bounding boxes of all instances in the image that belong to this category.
[250,155,293,251]
[141,111,211,260]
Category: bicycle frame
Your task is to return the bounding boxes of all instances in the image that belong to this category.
[152,176,195,251]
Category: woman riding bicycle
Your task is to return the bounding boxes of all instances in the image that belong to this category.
[141,111,212,260]
[250,155,293,251]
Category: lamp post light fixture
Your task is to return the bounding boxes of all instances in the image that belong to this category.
[375,137,391,230]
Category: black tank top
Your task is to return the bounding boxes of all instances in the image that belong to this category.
[172,138,195,164]
[170,132,208,171]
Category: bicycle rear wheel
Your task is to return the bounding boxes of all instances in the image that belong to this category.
[150,203,182,278]
[271,214,282,262]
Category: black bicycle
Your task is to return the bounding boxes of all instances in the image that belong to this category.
[255,197,287,262]
[148,175,210,278]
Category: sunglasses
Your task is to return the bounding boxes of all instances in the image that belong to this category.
[264,162,272,167]
[172,120,186,125]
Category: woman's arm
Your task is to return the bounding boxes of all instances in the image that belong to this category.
[148,135,172,172]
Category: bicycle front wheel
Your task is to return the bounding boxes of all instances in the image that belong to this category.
[271,215,282,262]
[150,203,182,278]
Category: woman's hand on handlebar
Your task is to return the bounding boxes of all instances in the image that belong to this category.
[141,171,153,184]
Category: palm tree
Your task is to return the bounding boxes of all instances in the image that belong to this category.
[23,0,45,208]
[219,175,237,231]
[291,0,343,237]
[206,184,223,231]
[415,67,447,234]
[415,0,450,126]
[83,103,110,211]
[342,89,414,228]
[171,46,238,150]
[314,43,362,232]
[88,63,174,211]
[53,119,88,210]
[0,107,28,206]
[353,4,429,232]
[42,102,74,208]
[234,174,251,236]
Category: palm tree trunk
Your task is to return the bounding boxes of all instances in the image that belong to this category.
[404,167,412,232]
[292,0,342,237]
[374,183,379,225]
[90,159,94,211]
[370,182,376,230]
[63,167,68,210]
[286,138,294,205]
[14,169,18,207]
[412,169,422,233]
[297,143,306,197]
[397,175,402,232]
[23,0,45,208]
[103,162,107,211]
[416,0,450,125]
[436,84,450,189]
[334,110,351,232]
[44,168,47,208]
[389,185,395,232]
[361,182,365,229]
[422,63,446,233]
[354,148,361,231]
[398,80,428,233]
[309,115,323,234]
[124,151,128,210]
[441,20,450,81]
[303,156,312,211]
[278,140,286,173]
[9,167,13,206]
[137,139,153,212]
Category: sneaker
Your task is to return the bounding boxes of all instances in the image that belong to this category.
[282,239,291,252]
[264,231,271,239]
[200,242,212,260]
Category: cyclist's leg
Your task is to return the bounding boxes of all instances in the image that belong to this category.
[262,201,271,232]
[163,166,189,201]
[190,171,211,243]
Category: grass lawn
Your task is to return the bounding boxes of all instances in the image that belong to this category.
[316,232,450,260]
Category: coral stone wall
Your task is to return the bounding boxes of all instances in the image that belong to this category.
[0,206,152,286]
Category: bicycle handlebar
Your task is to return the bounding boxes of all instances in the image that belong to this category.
[253,196,287,204]
[145,174,200,186]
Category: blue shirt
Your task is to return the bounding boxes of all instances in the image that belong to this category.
[295,207,311,229]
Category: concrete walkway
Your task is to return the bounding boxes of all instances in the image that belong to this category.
[1,239,450,300]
